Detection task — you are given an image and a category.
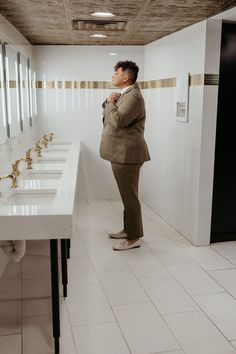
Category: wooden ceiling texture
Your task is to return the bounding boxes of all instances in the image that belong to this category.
[0,0,236,45]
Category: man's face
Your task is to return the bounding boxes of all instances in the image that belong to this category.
[112,67,129,88]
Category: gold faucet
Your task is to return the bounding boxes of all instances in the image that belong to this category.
[42,134,50,148]
[21,148,33,169]
[0,160,20,189]
[12,159,21,177]
[40,137,49,148]
[47,132,55,142]
[34,140,43,157]
[0,174,17,188]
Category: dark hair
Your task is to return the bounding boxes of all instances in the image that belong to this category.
[114,60,139,84]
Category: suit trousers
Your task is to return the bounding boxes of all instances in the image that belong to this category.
[111,162,143,240]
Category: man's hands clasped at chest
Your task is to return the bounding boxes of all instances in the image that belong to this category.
[107,92,121,104]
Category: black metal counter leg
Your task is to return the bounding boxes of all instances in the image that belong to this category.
[66,238,71,259]
[50,239,60,354]
[61,239,68,298]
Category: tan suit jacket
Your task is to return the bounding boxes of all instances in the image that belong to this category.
[100,83,150,164]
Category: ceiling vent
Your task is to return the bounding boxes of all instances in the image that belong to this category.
[72,19,127,32]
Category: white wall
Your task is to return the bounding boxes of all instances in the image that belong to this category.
[141,19,223,245]
[33,46,144,199]
[0,14,35,277]
[141,21,205,244]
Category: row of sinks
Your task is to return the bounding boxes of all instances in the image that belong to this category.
[5,143,70,205]
[0,141,80,240]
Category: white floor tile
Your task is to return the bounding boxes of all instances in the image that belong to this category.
[22,297,66,317]
[1,261,21,279]
[22,313,76,354]
[22,278,51,299]
[114,302,180,354]
[25,240,50,256]
[0,334,21,354]
[149,241,193,266]
[0,291,21,301]
[98,269,149,306]
[77,220,105,235]
[65,283,115,326]
[67,257,99,285]
[0,274,21,295]
[140,274,199,314]
[211,242,236,260]
[184,246,234,270]
[194,292,236,340]
[165,311,236,354]
[99,217,124,234]
[70,237,87,258]
[121,247,169,278]
[153,351,185,354]
[22,255,50,279]
[108,200,123,216]
[86,247,128,272]
[209,269,236,298]
[0,300,21,335]
[81,234,112,248]
[72,322,130,354]
[167,263,224,295]
[88,200,119,218]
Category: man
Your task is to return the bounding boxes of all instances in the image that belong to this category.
[100,60,150,251]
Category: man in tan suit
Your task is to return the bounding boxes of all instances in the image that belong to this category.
[100,61,150,250]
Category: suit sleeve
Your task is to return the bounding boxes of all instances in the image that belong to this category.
[104,94,141,129]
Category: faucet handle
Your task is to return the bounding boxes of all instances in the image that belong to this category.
[42,134,50,147]
[26,148,33,159]
[40,137,48,148]
[34,140,43,157]
[24,148,33,169]
[12,159,21,176]
[48,132,55,142]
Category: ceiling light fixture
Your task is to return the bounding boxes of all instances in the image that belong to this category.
[91,11,115,18]
[109,53,117,56]
[90,34,107,38]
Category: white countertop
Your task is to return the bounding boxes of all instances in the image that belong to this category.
[0,142,80,240]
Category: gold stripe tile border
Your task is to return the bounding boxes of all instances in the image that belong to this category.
[204,74,219,85]
[0,75,219,90]
[32,75,220,90]
[35,80,114,89]
[190,74,204,86]
[9,80,17,88]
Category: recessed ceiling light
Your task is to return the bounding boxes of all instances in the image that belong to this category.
[90,34,107,38]
[91,11,115,18]
[109,53,117,56]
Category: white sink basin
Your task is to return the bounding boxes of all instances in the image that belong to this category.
[35,157,67,163]
[24,171,63,180]
[50,142,71,146]
[44,149,70,153]
[4,190,57,206]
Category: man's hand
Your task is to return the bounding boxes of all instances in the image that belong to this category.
[107,92,121,104]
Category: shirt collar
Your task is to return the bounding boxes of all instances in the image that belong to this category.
[120,85,133,95]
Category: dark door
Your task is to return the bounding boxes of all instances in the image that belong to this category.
[211,22,236,243]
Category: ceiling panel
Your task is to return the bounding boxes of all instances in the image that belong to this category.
[0,0,236,45]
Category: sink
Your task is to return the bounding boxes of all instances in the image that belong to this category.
[35,157,67,163]
[4,189,57,206]
[24,171,63,180]
[50,142,71,146]
[44,148,69,153]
